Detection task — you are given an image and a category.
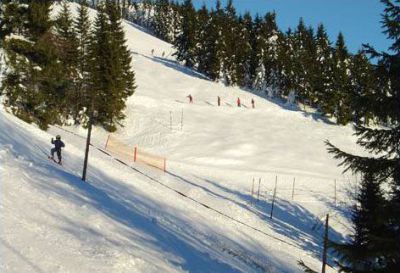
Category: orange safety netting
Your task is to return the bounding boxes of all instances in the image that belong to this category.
[135,147,166,172]
[105,135,166,172]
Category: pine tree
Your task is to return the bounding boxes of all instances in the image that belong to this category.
[249,14,262,86]
[88,1,136,132]
[333,32,352,125]
[331,172,388,272]
[261,12,280,96]
[54,1,79,121]
[198,1,224,81]
[173,0,197,68]
[1,0,65,129]
[73,0,92,123]
[314,23,335,116]
[277,28,297,98]
[327,1,400,271]
[234,14,252,87]
[349,51,377,125]
[292,18,316,105]
[195,4,210,74]
[221,0,238,85]
[153,0,174,42]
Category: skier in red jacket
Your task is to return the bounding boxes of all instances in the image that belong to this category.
[237,97,241,107]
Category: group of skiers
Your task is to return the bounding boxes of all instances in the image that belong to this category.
[187,95,255,108]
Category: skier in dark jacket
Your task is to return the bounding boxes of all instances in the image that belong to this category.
[50,135,65,164]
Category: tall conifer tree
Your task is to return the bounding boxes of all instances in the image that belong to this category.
[333,32,352,125]
[73,0,92,123]
[327,1,400,271]
[88,1,136,131]
[1,0,65,129]
[173,0,197,68]
[55,1,79,121]
[315,24,335,116]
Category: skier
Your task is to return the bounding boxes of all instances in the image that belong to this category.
[50,135,65,164]
[187,94,193,103]
[151,49,155,56]
[251,98,255,109]
[217,96,221,106]
[237,97,241,107]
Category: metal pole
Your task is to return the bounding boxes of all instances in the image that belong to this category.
[82,115,93,181]
[270,176,278,219]
[270,188,276,219]
[322,214,329,273]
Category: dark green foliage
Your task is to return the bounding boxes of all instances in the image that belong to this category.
[1,0,64,130]
[194,4,210,74]
[54,1,79,120]
[327,1,400,271]
[330,173,389,273]
[173,0,197,68]
[88,1,136,131]
[251,12,280,93]
[235,13,252,87]
[349,51,376,125]
[332,33,352,125]
[195,1,223,80]
[276,28,297,96]
[73,0,92,123]
[153,0,174,42]
[1,1,136,132]
[314,24,335,115]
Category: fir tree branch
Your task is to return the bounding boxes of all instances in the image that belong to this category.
[354,125,400,156]
[326,140,395,180]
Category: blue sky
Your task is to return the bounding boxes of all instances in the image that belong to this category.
[186,0,390,53]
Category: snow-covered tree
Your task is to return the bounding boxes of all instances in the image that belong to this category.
[173,0,197,68]
[1,0,65,129]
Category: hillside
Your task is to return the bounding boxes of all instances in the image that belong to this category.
[0,2,361,273]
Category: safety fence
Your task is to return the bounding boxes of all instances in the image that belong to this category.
[53,124,339,270]
[105,135,166,172]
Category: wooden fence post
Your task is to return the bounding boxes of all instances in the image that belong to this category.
[134,147,137,162]
[181,109,183,131]
[292,177,296,200]
[105,134,111,150]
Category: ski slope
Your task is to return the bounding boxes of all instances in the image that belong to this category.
[1,2,361,272]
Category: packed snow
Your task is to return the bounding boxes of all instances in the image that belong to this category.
[0,2,362,273]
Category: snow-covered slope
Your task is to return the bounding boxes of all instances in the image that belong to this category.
[1,2,361,272]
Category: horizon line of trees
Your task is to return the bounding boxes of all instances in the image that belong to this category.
[86,0,379,126]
